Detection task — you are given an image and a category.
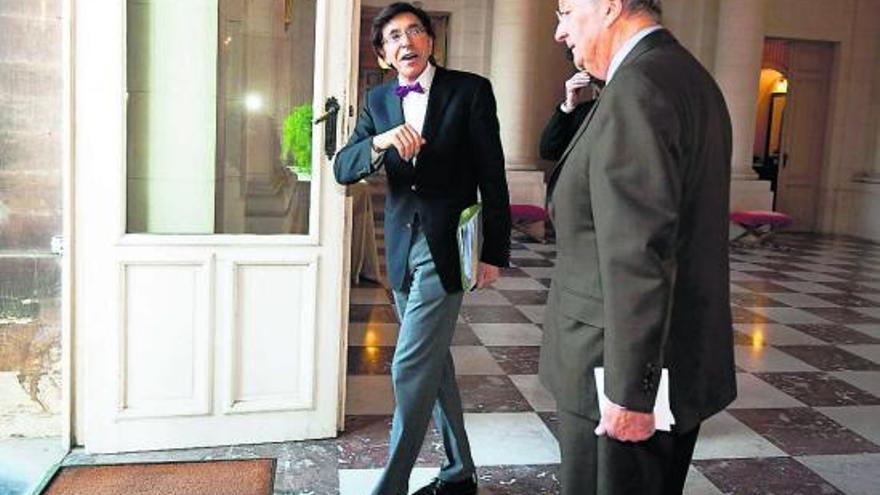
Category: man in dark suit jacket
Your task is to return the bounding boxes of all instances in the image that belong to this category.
[334,3,510,494]
[539,1,736,494]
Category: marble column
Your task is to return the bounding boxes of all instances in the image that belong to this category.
[490,0,571,171]
[713,0,772,210]
[489,0,570,205]
[714,0,765,179]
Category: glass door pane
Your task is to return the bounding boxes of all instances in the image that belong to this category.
[126,0,317,235]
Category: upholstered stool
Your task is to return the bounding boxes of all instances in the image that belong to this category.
[510,204,549,242]
[730,210,793,244]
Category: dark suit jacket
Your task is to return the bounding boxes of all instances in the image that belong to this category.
[539,29,736,432]
[333,66,511,294]
[539,101,595,161]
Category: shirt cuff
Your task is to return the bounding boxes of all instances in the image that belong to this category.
[370,140,386,165]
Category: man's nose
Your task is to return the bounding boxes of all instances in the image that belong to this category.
[554,24,566,43]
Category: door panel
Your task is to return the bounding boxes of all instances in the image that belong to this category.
[221,254,318,414]
[75,0,355,453]
[776,42,834,231]
[119,257,213,419]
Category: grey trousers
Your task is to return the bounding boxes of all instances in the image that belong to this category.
[372,226,474,495]
[558,409,700,495]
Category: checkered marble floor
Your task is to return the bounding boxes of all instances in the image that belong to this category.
[63,187,880,494]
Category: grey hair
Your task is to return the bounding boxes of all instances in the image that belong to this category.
[623,0,662,20]
[586,0,662,20]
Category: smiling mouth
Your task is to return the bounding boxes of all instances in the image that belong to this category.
[401,53,418,62]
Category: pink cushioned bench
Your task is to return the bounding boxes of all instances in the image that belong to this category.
[730,210,792,244]
[510,204,549,242]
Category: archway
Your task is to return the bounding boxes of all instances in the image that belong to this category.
[753,67,788,204]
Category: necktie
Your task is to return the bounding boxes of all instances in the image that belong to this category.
[395,82,425,98]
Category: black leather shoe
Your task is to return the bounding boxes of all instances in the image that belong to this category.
[412,475,478,495]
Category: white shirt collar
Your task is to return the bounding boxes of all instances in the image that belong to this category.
[606,25,663,83]
[398,62,436,93]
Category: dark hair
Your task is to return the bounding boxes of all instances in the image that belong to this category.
[370,2,435,55]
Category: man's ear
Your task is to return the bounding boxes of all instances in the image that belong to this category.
[377,50,392,70]
[604,0,623,27]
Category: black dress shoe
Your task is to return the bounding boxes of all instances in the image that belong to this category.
[412,475,478,495]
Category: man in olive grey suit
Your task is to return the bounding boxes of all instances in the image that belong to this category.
[539,1,736,494]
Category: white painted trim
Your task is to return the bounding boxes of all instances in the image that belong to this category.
[62,0,76,450]
[334,0,363,431]
[117,233,321,247]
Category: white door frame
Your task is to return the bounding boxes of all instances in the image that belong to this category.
[72,0,358,452]
[60,0,75,452]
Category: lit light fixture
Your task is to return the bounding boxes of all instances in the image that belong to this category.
[244,93,263,112]
[772,77,788,94]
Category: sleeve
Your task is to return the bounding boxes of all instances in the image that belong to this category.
[589,76,682,412]
[333,92,384,185]
[469,78,511,268]
[539,101,594,161]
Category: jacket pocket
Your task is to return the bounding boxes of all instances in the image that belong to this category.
[557,285,605,329]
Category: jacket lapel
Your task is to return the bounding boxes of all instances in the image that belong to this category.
[546,98,602,201]
[383,82,405,127]
[420,66,452,143]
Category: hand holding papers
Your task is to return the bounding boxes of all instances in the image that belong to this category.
[457,204,482,291]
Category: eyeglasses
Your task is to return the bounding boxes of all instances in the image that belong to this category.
[384,25,427,45]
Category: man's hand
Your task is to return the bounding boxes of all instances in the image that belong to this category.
[476,262,500,289]
[562,72,595,113]
[595,400,655,442]
[373,123,426,161]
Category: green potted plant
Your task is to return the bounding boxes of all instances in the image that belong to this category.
[280,104,313,180]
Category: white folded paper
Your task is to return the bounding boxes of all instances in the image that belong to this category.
[594,367,675,432]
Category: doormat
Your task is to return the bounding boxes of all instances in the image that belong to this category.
[41,458,276,495]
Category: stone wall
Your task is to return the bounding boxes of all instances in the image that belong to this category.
[0,0,64,425]
[0,1,62,253]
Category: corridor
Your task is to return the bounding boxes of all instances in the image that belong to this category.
[63,185,880,494]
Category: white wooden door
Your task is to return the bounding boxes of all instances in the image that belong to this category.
[775,42,834,231]
[74,0,356,453]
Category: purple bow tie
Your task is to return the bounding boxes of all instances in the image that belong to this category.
[395,82,425,98]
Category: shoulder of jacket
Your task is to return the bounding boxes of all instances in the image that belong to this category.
[438,67,490,88]
[366,79,396,103]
